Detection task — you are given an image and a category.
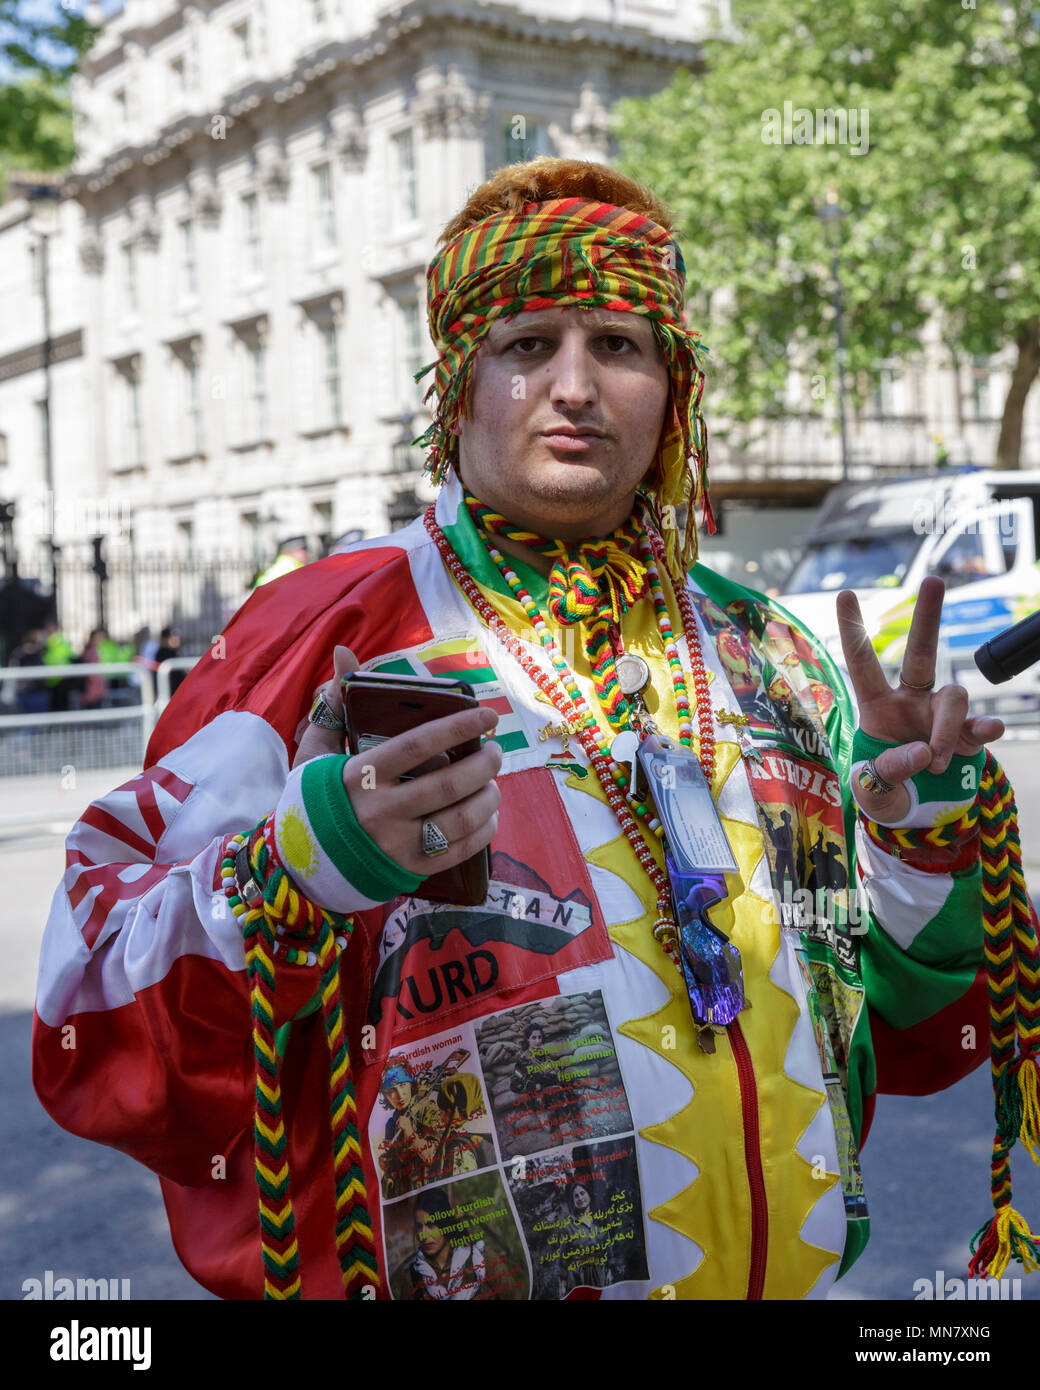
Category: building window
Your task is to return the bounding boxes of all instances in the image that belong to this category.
[34,399,49,472]
[312,162,335,252]
[241,192,261,276]
[113,86,127,126]
[319,320,341,427]
[502,116,552,165]
[241,510,261,563]
[249,339,268,441]
[390,129,417,226]
[314,499,332,545]
[122,241,137,313]
[310,0,327,24]
[178,218,197,298]
[971,356,997,420]
[169,56,186,98]
[176,518,194,559]
[122,371,143,468]
[183,353,203,455]
[873,362,903,416]
[231,20,252,67]
[401,298,424,408]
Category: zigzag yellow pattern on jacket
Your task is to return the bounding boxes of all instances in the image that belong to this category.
[471,568,841,1297]
[574,739,841,1300]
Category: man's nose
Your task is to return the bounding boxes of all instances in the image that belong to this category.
[548,334,599,411]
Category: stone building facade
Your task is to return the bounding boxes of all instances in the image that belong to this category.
[0,0,1035,628]
[0,0,707,587]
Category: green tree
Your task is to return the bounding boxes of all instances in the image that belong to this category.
[614,0,1040,467]
[0,1,99,193]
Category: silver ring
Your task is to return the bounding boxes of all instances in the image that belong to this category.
[857,758,895,796]
[308,693,345,731]
[898,672,935,692]
[421,818,451,857]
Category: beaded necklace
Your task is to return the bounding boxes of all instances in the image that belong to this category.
[425,501,717,980]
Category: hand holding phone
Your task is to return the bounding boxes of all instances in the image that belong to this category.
[291,650,500,905]
[341,671,499,904]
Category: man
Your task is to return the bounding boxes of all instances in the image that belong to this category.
[252,536,309,589]
[32,157,1038,1300]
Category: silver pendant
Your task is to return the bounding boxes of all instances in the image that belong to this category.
[616,653,651,696]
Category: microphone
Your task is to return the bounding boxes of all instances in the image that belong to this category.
[974,608,1040,684]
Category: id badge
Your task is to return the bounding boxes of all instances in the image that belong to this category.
[636,733,738,875]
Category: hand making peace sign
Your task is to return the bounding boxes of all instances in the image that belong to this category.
[836,576,1005,822]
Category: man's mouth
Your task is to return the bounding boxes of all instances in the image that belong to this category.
[540,428,606,452]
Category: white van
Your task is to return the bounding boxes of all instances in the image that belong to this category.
[777,469,1040,717]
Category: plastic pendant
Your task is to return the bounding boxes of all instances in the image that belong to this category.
[666,858,746,1028]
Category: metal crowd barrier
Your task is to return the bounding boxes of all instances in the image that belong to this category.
[0,657,199,782]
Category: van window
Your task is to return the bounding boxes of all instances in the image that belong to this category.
[931,528,1003,587]
[784,531,920,593]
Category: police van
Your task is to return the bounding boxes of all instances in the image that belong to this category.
[777,469,1040,716]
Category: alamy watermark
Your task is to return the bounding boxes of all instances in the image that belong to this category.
[23,1269,130,1299]
[913,1270,1020,1300]
[761,101,869,156]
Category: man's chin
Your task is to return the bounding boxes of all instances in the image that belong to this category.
[513,457,617,507]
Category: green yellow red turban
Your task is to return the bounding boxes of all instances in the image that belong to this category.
[412,196,714,577]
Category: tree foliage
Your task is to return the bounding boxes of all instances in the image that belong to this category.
[614,0,1040,464]
[0,1,99,188]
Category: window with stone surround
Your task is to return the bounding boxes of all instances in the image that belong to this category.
[502,115,552,165]
[241,192,262,278]
[121,240,137,314]
[228,318,271,447]
[178,217,197,299]
[112,357,144,471]
[167,339,205,460]
[400,297,425,410]
[311,161,336,254]
[390,129,418,226]
[296,296,345,434]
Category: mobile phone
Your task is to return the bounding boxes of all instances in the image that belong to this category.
[340,670,491,906]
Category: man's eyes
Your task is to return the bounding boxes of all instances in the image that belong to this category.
[505,335,636,354]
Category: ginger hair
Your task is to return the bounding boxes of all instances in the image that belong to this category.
[437,156,675,245]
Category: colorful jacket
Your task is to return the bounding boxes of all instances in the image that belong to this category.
[32,476,992,1300]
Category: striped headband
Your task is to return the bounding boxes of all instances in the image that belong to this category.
[412,196,715,576]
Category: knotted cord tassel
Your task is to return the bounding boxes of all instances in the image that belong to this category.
[223,819,378,1301]
[969,1204,1040,1281]
[1018,1057,1040,1163]
[967,754,1040,1279]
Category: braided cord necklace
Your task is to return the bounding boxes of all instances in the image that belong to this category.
[425,501,716,976]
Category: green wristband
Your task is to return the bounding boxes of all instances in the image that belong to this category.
[300,753,425,902]
[851,729,984,803]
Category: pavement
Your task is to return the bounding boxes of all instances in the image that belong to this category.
[4,734,1040,1300]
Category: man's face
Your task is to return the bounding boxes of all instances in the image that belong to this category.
[456,304,671,539]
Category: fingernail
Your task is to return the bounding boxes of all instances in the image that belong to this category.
[478,707,498,728]
[927,746,949,772]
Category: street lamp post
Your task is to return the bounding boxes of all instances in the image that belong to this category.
[25,183,63,601]
[817,187,851,483]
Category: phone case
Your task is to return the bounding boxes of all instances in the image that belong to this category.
[341,671,492,907]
